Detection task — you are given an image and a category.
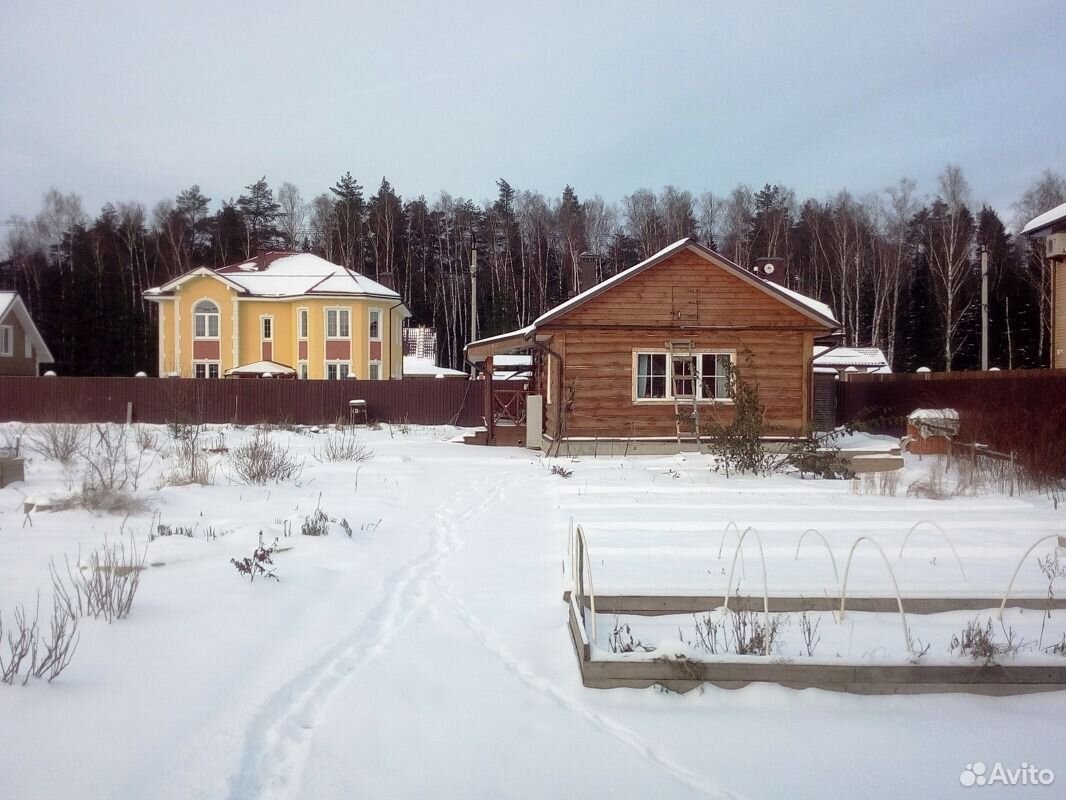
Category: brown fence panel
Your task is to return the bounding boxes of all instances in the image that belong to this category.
[0,377,484,427]
[838,369,1066,476]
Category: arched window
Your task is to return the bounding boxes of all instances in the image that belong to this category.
[193,300,219,338]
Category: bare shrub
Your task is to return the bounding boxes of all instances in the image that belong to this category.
[688,606,784,656]
[550,464,573,478]
[228,430,303,485]
[77,485,150,514]
[162,424,212,486]
[79,423,155,494]
[1037,552,1066,649]
[0,592,80,685]
[231,533,280,582]
[313,430,373,463]
[301,508,331,536]
[53,536,146,622]
[852,471,900,496]
[150,523,194,540]
[690,613,726,654]
[949,618,1021,665]
[730,607,784,655]
[134,424,159,452]
[906,456,950,499]
[608,620,653,654]
[28,423,86,465]
[800,610,821,656]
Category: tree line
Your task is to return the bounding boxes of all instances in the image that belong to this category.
[1,167,1063,375]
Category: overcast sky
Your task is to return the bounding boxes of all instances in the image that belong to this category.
[1,0,1063,226]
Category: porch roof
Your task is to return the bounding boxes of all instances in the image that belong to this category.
[464,325,535,364]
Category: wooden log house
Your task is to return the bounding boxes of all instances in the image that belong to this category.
[465,239,841,450]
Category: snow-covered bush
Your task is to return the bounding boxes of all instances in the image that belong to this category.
[227,430,303,485]
[314,430,373,463]
[27,423,86,465]
[299,505,352,537]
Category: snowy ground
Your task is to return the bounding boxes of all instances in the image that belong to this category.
[0,422,1064,800]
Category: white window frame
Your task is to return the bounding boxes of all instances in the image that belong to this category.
[631,349,734,404]
[298,307,309,340]
[260,314,274,342]
[298,361,309,380]
[24,334,32,358]
[192,299,220,339]
[368,360,381,380]
[0,325,12,357]
[325,307,351,339]
[193,360,221,379]
[368,308,382,341]
[325,360,351,380]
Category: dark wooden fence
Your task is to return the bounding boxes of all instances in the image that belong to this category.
[838,369,1066,476]
[0,376,483,427]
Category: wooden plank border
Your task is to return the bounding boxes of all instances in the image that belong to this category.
[565,597,1066,695]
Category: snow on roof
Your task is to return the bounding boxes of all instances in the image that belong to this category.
[465,239,840,362]
[402,356,467,378]
[0,291,15,319]
[223,254,400,298]
[225,360,295,376]
[149,252,403,303]
[531,238,840,329]
[773,284,838,326]
[493,354,532,367]
[908,408,959,422]
[1021,201,1066,235]
[813,346,889,369]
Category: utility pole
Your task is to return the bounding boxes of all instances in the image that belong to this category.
[470,247,478,377]
[981,244,989,371]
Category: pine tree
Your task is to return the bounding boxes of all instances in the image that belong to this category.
[236,176,282,257]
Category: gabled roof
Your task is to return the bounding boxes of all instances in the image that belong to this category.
[1021,202,1066,236]
[531,238,840,330]
[145,252,407,312]
[465,239,840,363]
[0,291,55,363]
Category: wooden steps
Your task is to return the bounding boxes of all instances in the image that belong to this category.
[462,425,526,447]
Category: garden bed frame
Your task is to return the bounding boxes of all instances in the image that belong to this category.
[565,594,1066,695]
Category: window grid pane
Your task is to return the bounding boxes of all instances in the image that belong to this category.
[339,310,350,338]
[327,310,337,338]
[636,353,667,398]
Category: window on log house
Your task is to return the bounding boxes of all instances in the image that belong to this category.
[634,351,732,401]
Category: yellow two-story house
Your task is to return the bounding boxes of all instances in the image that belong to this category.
[144,252,410,379]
